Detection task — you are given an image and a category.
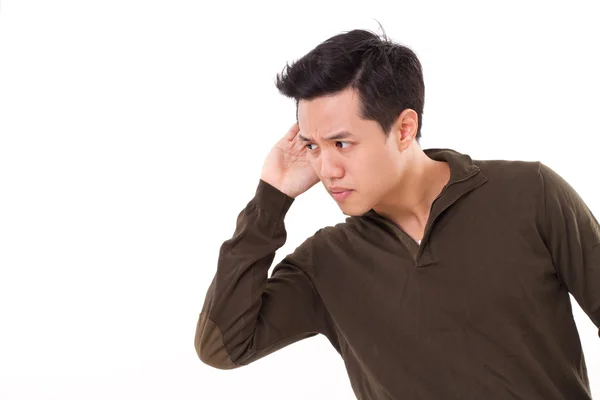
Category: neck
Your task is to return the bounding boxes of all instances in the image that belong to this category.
[373,146,450,232]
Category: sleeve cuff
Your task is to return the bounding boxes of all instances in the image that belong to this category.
[253,179,295,220]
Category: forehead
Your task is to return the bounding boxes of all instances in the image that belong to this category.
[297,88,362,139]
[299,88,359,119]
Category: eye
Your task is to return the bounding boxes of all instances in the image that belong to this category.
[306,141,351,151]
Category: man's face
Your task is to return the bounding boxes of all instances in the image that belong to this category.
[297,88,402,216]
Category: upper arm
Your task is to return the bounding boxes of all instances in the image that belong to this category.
[537,162,600,334]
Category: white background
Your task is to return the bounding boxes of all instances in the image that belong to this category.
[1,1,599,399]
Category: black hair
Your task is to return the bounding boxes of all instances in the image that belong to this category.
[275,25,425,141]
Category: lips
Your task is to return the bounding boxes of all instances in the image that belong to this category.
[329,189,353,201]
[328,187,352,193]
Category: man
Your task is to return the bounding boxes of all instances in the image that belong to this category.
[194,28,599,399]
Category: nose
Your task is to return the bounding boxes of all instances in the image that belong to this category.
[319,150,344,179]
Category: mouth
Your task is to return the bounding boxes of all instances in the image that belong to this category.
[329,189,353,201]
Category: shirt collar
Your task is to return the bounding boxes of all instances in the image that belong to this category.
[423,147,482,185]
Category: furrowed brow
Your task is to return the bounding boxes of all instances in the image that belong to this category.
[298,130,354,142]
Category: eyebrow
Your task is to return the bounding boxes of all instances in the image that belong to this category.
[297,130,354,142]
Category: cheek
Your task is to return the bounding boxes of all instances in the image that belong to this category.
[307,158,320,174]
[360,155,396,189]
[360,153,393,175]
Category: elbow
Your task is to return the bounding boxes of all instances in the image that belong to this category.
[194,312,240,370]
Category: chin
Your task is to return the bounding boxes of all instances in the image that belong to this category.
[338,203,369,217]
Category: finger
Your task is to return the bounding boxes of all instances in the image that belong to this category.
[284,122,300,141]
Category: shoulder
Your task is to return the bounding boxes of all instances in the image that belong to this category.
[475,157,541,182]
[310,215,396,260]
[472,157,543,197]
[311,222,356,250]
[284,222,354,277]
[303,219,372,261]
[466,158,555,226]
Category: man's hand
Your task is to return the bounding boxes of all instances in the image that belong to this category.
[260,122,319,198]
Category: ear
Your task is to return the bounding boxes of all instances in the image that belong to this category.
[390,109,418,151]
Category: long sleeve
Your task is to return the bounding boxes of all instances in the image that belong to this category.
[194,179,336,369]
[537,162,600,338]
